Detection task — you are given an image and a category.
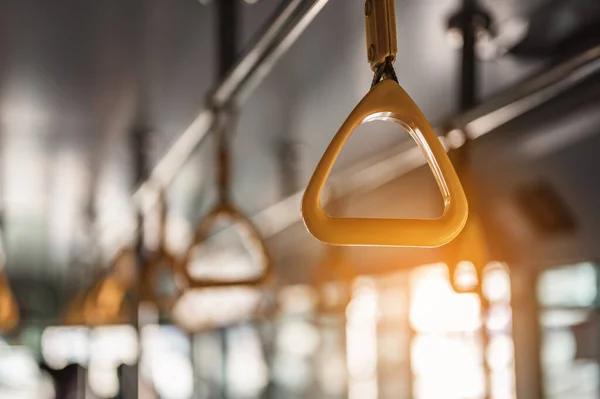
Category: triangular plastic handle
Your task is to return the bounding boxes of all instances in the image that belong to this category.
[302,79,468,247]
[179,203,271,288]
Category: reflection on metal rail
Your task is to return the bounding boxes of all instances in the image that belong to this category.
[253,45,600,239]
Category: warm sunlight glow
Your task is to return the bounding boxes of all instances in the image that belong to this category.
[412,334,485,399]
[483,263,511,303]
[453,260,479,290]
[410,263,515,399]
[410,264,481,333]
[346,279,378,399]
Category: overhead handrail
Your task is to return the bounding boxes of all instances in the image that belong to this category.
[302,0,468,247]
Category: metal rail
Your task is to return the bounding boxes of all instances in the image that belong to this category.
[451,45,600,139]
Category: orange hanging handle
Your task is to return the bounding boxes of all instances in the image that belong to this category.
[302,79,468,247]
[179,201,271,288]
[179,109,271,288]
[301,0,468,247]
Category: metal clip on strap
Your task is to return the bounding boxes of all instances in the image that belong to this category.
[365,0,398,71]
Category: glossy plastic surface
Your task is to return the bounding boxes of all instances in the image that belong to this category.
[302,79,468,247]
[179,202,271,288]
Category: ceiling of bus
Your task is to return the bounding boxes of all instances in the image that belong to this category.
[1,0,599,293]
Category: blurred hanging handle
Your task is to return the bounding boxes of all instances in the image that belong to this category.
[178,202,271,288]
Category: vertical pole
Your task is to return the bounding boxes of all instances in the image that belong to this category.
[460,0,477,111]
